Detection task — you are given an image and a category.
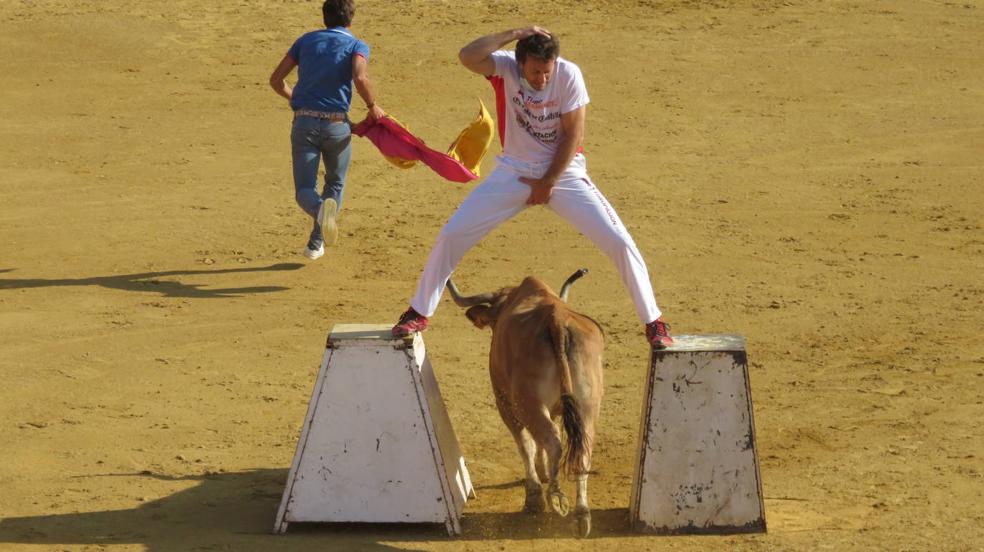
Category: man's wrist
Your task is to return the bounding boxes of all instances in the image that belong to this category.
[503,28,521,45]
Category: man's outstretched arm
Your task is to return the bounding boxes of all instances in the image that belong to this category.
[458,26,551,76]
[352,54,386,121]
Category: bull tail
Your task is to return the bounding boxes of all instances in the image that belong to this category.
[560,394,586,477]
[551,318,587,478]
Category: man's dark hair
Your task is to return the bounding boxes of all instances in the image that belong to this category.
[323,0,355,28]
[516,33,560,64]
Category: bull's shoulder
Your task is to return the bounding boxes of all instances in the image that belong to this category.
[515,276,556,298]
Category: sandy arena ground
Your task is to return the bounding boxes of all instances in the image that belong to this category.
[1,1,982,550]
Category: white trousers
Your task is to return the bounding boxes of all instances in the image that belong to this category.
[409,154,662,324]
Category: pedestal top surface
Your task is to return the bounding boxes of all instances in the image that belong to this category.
[662,334,746,352]
[328,324,402,343]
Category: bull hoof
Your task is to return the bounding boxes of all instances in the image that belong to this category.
[548,491,570,517]
[523,492,546,513]
[576,510,592,538]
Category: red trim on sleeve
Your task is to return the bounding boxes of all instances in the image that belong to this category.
[485,75,507,148]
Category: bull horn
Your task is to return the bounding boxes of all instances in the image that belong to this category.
[559,268,589,302]
[446,278,495,307]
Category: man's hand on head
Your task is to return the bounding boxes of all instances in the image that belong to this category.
[514,26,551,41]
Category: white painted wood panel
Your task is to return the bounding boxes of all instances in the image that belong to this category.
[274,324,473,535]
[630,335,766,534]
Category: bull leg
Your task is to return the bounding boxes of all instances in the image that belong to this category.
[525,410,570,517]
[535,446,549,484]
[496,394,545,514]
[574,406,598,537]
[546,468,571,518]
[575,474,591,538]
[512,428,545,513]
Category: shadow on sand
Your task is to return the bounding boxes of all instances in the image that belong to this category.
[0,262,304,298]
[0,469,637,550]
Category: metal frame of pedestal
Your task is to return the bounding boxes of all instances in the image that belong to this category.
[629,334,766,534]
[273,324,474,536]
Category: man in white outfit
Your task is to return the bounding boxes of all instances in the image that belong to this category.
[392,26,673,348]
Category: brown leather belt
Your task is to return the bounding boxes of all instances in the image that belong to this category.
[293,110,347,122]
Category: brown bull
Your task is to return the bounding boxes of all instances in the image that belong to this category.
[447,269,604,538]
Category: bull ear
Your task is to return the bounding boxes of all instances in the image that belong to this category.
[465,305,494,329]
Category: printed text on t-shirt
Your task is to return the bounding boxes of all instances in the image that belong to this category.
[511,91,561,143]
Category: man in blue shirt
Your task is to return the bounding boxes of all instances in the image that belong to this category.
[270,0,386,260]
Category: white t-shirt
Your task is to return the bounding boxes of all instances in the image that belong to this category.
[489,50,590,164]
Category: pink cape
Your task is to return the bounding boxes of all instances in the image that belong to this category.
[352,117,479,183]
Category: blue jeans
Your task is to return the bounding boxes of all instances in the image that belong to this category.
[291,115,352,248]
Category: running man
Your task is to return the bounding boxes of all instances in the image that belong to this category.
[269,0,385,260]
[391,27,673,348]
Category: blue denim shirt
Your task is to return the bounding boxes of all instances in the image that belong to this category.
[287,27,370,113]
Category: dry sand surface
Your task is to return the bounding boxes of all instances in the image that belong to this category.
[1,0,982,550]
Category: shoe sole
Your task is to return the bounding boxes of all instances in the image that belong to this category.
[319,199,339,247]
[650,338,674,350]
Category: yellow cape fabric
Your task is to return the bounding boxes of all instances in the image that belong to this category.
[446,100,494,177]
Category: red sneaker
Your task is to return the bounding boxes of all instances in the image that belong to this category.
[392,307,429,337]
[645,318,674,349]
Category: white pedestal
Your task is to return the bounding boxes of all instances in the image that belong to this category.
[273,324,474,536]
[629,335,766,534]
